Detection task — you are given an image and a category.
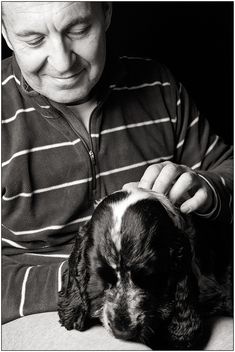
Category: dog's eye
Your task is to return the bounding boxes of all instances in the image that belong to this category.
[131,269,155,289]
[131,268,165,291]
[97,266,118,288]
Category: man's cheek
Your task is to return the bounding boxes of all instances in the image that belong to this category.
[74,28,105,63]
[16,52,46,76]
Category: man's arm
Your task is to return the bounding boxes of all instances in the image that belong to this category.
[2,253,68,323]
[126,75,233,223]
[173,80,233,222]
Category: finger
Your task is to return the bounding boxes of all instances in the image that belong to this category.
[122,182,139,191]
[152,163,181,194]
[168,171,198,204]
[138,164,164,189]
[180,187,208,214]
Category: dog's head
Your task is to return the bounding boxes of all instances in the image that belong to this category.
[58,188,202,348]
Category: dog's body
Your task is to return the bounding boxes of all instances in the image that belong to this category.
[58,188,232,349]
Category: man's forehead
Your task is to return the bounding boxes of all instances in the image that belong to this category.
[3,1,91,12]
[2,1,94,20]
[2,1,100,34]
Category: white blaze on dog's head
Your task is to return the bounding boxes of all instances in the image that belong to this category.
[108,187,194,252]
[109,188,150,251]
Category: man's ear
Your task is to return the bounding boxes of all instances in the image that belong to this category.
[103,2,112,31]
[2,23,13,51]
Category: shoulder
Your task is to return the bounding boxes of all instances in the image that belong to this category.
[2,56,17,83]
[117,56,177,87]
[110,56,180,109]
[2,56,21,95]
[109,56,180,122]
[2,56,13,71]
[110,56,180,97]
[1,56,25,123]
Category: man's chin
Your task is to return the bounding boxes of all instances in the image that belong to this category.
[47,90,91,105]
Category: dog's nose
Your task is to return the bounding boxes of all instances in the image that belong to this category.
[110,324,134,341]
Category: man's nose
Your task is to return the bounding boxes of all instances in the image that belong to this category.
[47,37,75,73]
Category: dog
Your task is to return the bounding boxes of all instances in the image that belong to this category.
[58,187,232,349]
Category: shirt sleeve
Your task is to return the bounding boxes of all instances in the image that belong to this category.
[173,80,233,223]
[2,253,68,324]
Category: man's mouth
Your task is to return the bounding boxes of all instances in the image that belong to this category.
[50,70,85,88]
[53,72,81,80]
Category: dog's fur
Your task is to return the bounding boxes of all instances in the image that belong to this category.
[58,188,232,349]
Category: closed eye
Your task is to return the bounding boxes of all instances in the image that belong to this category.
[131,267,167,291]
[131,269,154,289]
[67,25,91,38]
[97,265,118,288]
[26,36,45,47]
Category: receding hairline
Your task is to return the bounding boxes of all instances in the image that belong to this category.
[1,1,107,35]
[1,1,105,16]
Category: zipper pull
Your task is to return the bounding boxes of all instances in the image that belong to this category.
[89,150,96,165]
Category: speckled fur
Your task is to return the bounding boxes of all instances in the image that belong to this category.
[58,189,232,349]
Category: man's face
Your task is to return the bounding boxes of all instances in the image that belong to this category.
[3,2,111,103]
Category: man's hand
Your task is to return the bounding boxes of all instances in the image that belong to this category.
[123,161,215,215]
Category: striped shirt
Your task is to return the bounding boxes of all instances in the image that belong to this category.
[2,55,233,323]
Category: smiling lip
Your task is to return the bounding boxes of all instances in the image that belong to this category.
[51,70,84,88]
[53,73,80,79]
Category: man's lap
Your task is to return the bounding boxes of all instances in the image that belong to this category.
[2,312,233,350]
[2,312,149,351]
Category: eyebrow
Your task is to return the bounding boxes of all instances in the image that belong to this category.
[14,28,40,38]
[15,15,92,38]
[62,15,92,32]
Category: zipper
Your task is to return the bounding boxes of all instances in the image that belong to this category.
[87,101,106,190]
[62,117,97,191]
[52,88,110,195]
[88,150,96,190]
[86,91,111,192]
[88,150,96,164]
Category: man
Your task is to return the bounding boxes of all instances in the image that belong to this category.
[2,2,233,350]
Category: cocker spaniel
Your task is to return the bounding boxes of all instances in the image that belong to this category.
[58,188,232,349]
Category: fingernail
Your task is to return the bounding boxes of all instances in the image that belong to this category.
[181,205,192,214]
[122,182,138,191]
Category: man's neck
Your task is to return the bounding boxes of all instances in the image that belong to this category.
[66,91,94,106]
[67,98,97,132]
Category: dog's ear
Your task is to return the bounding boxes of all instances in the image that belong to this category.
[58,222,91,331]
[168,233,203,349]
[168,272,203,349]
